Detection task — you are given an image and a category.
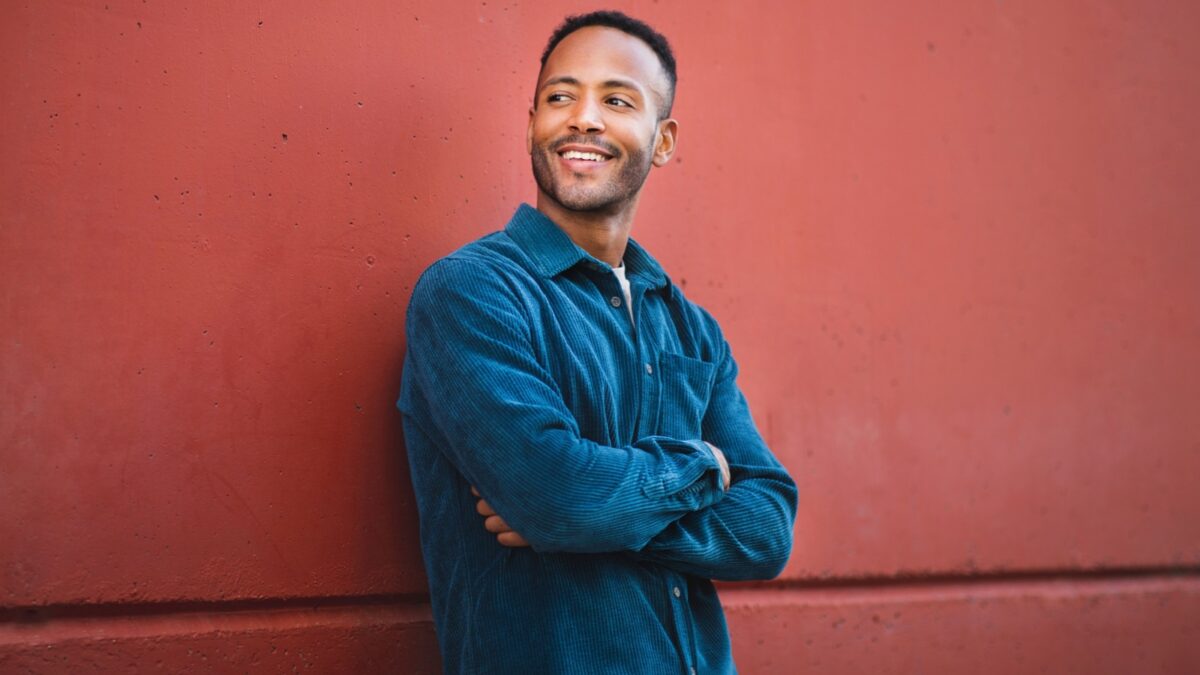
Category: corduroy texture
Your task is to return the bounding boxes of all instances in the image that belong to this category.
[398,204,797,674]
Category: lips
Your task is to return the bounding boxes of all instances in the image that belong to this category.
[560,149,609,162]
[555,146,612,175]
[553,138,618,165]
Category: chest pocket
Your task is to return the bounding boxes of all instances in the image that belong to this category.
[655,352,717,439]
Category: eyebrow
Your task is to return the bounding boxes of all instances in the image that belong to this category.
[539,76,644,95]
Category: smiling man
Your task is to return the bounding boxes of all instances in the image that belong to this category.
[398,11,797,673]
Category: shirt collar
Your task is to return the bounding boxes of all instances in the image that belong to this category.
[505,203,669,289]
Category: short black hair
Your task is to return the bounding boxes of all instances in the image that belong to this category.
[539,10,677,118]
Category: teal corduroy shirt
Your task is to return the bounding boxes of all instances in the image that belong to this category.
[398,204,797,674]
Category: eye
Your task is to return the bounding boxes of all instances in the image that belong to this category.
[546,93,571,104]
[606,96,633,108]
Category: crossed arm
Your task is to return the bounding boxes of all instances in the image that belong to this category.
[405,259,797,580]
[474,440,731,547]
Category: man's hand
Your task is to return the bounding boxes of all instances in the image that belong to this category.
[471,487,530,547]
[704,442,732,491]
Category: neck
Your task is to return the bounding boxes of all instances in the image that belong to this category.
[535,190,640,267]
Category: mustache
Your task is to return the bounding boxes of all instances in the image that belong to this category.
[549,135,621,158]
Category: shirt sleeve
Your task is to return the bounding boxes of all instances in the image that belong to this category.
[630,339,799,581]
[400,258,727,554]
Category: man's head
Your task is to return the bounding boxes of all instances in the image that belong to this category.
[539,11,677,119]
[528,11,679,215]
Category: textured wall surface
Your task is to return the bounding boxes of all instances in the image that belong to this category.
[3,0,1199,672]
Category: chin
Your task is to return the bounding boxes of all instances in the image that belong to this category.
[552,188,627,213]
[532,152,639,214]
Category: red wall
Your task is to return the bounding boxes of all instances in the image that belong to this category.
[3,1,1198,672]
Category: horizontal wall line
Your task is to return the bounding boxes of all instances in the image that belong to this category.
[0,594,433,647]
[720,567,1200,607]
[0,592,430,626]
[722,563,1200,592]
[3,566,1197,643]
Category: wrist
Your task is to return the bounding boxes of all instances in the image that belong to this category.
[704,441,731,491]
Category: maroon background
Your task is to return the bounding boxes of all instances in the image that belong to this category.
[3,1,1198,672]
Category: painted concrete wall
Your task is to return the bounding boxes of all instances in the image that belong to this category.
[3,0,1198,672]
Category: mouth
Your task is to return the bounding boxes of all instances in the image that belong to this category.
[554,143,616,170]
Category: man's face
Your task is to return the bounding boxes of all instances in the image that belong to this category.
[528,26,677,214]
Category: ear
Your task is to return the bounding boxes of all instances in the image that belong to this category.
[651,118,678,167]
[526,107,536,155]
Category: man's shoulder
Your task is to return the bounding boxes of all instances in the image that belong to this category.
[407,226,539,312]
[420,225,529,278]
[439,227,519,267]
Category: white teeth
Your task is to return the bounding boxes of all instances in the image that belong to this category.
[561,150,607,161]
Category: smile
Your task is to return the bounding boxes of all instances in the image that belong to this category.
[553,141,616,169]
[559,150,610,162]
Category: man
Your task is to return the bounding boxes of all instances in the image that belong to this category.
[398,11,797,673]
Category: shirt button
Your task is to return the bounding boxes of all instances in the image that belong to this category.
[673,586,681,598]
[644,363,653,375]
[610,296,622,308]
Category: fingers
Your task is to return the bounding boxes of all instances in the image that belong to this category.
[471,487,531,547]
[483,514,511,534]
[497,531,529,547]
[497,531,530,547]
[483,511,531,547]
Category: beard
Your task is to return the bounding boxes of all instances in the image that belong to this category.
[531,134,655,213]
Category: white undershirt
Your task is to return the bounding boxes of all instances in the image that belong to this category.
[611,262,634,322]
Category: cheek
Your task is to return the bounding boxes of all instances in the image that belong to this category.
[530,111,565,141]
[613,120,657,150]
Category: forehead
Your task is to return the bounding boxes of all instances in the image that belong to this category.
[539,26,667,95]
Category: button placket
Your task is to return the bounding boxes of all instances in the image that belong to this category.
[668,580,696,675]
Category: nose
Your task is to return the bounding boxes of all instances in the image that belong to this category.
[568,96,605,134]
